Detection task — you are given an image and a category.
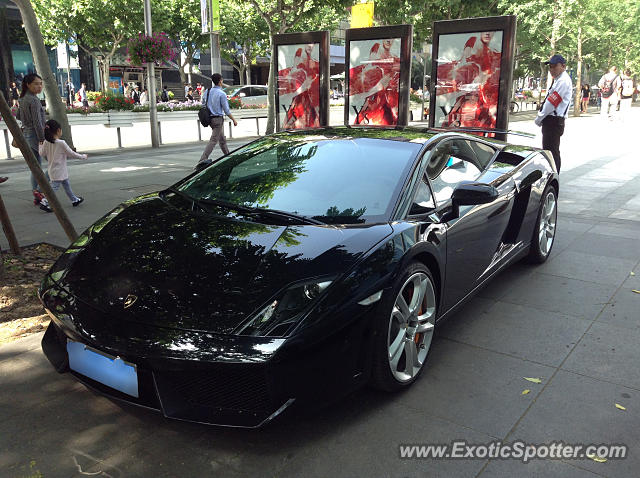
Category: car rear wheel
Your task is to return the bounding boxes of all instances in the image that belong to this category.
[527,184,557,263]
[371,262,437,391]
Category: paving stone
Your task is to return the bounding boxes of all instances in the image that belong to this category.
[509,370,640,478]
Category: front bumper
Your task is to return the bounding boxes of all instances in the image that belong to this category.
[40,282,373,427]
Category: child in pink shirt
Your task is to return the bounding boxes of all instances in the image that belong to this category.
[38,119,87,212]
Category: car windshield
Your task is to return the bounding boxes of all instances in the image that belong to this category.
[223,86,241,96]
[176,133,421,224]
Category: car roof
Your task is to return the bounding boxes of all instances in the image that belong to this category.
[270,126,516,148]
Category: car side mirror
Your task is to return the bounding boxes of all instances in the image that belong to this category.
[452,181,499,206]
[442,182,499,222]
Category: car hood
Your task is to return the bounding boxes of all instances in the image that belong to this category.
[53,195,392,334]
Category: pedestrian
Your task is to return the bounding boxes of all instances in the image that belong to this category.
[65,80,75,107]
[196,82,203,97]
[38,119,87,212]
[580,83,590,113]
[184,83,190,97]
[140,88,148,105]
[132,86,141,104]
[534,54,571,173]
[186,87,194,101]
[17,73,51,209]
[597,66,621,120]
[197,73,238,167]
[10,81,19,107]
[78,83,89,112]
[619,69,635,123]
[161,85,169,102]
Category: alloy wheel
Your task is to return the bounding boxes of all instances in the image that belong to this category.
[387,272,436,382]
[538,190,557,257]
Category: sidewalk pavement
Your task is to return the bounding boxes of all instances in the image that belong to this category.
[1,106,640,477]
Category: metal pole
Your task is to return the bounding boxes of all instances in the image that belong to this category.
[210,32,221,77]
[144,0,160,148]
[421,57,426,121]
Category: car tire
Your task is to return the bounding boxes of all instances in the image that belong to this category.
[370,262,437,391]
[527,184,558,264]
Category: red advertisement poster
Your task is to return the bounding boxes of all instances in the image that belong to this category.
[348,38,401,125]
[434,31,502,130]
[277,43,321,129]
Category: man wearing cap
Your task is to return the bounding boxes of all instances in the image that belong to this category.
[534,54,571,172]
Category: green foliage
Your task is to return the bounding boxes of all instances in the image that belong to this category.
[86,91,101,101]
[94,93,135,111]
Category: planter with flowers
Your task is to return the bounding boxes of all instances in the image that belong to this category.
[93,93,136,127]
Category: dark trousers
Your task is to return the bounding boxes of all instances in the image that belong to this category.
[199,116,228,163]
[541,115,564,172]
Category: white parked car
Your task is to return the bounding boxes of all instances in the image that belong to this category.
[223,85,268,106]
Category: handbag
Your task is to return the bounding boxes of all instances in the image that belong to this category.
[198,88,212,127]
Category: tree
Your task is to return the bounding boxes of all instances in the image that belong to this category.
[12,0,75,148]
[219,1,269,85]
[248,0,350,134]
[32,0,143,92]
[153,0,209,86]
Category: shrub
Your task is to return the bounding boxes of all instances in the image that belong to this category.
[228,97,243,109]
[86,91,101,102]
[94,93,135,111]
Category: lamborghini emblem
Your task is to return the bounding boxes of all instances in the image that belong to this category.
[123,294,138,309]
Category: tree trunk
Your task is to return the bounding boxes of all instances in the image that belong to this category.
[178,66,187,87]
[14,0,74,149]
[100,58,112,92]
[0,7,15,100]
[245,64,251,85]
[574,25,583,117]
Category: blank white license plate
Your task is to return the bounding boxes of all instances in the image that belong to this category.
[67,339,139,398]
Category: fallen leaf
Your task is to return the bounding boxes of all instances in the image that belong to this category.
[631,271,636,276]
[523,377,542,384]
[615,403,626,410]
[521,389,530,395]
[632,290,640,294]
[587,453,607,463]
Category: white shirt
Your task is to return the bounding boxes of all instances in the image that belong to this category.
[536,70,572,123]
[39,139,86,181]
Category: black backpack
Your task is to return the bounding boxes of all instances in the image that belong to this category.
[198,88,212,127]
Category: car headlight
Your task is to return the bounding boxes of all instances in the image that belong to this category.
[234,279,332,337]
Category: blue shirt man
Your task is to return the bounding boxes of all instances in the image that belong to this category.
[198,73,237,166]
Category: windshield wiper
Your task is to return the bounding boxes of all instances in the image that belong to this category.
[166,192,324,225]
[251,207,325,225]
[201,199,324,225]
[164,187,209,213]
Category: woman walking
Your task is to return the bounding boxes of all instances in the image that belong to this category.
[38,119,87,212]
[17,73,50,209]
[10,81,20,107]
[581,83,590,113]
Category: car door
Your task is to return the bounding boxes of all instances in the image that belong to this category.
[427,138,515,312]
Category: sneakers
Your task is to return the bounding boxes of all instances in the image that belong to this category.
[33,190,44,205]
[39,196,52,212]
[0,177,8,184]
[72,197,84,207]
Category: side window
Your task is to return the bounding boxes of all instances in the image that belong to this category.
[238,87,249,97]
[468,140,496,169]
[410,176,435,213]
[427,140,484,205]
